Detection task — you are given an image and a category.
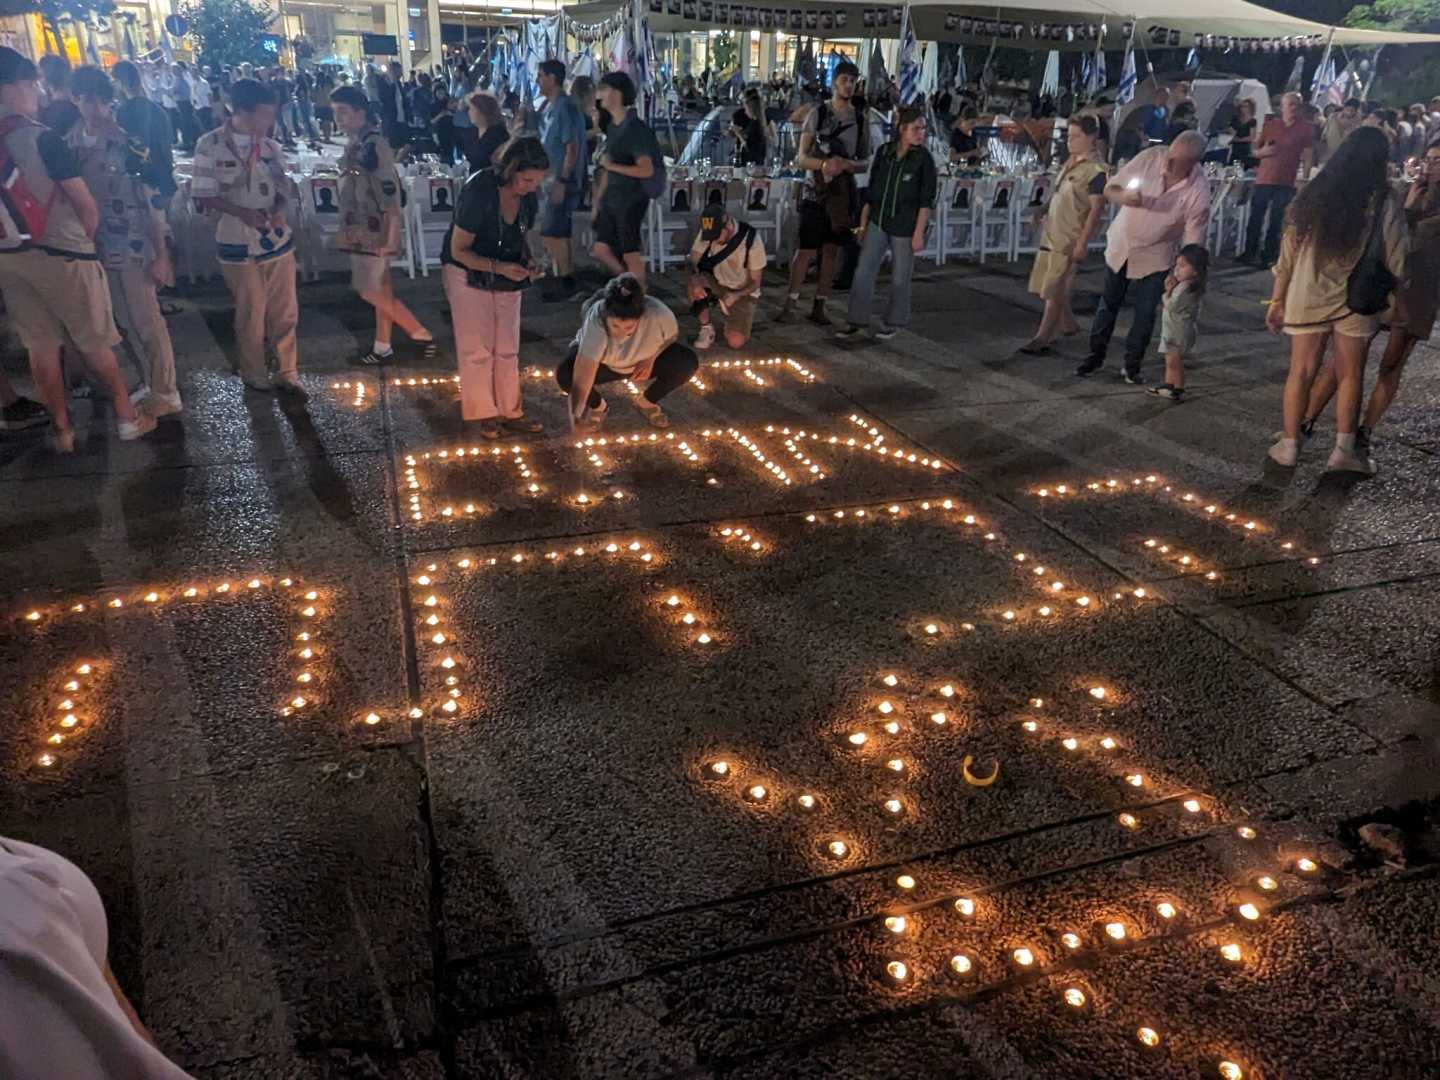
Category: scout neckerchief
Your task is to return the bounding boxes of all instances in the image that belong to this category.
[222,118,263,189]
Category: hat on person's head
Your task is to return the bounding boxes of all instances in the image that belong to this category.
[0,47,38,85]
[700,207,729,241]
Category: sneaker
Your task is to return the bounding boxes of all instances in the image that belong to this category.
[1268,437,1299,467]
[807,299,831,326]
[0,396,48,430]
[143,391,184,418]
[1074,357,1104,377]
[1148,383,1185,400]
[1122,369,1145,386]
[774,298,798,324]
[1326,445,1376,475]
[275,374,309,399]
[50,427,75,453]
[360,348,394,366]
[242,374,274,392]
[694,323,717,350]
[834,324,868,341]
[874,323,898,340]
[117,413,157,441]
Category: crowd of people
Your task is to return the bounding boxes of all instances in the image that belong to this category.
[0,43,1436,477]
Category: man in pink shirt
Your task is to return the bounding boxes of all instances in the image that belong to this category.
[1077,130,1210,382]
[1241,91,1315,266]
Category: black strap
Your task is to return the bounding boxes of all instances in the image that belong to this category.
[697,222,754,274]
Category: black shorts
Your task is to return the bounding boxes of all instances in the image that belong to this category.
[797,199,854,251]
[593,199,648,257]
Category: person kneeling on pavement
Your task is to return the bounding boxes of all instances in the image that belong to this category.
[557,274,699,431]
[687,207,766,350]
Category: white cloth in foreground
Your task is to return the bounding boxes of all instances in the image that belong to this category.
[0,836,194,1079]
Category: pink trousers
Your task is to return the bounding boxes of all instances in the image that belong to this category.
[442,264,524,421]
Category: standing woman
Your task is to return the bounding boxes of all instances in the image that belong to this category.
[464,91,507,171]
[1227,98,1257,170]
[1296,138,1440,465]
[732,89,774,167]
[431,85,456,164]
[1020,115,1108,353]
[443,136,548,438]
[1266,126,1408,473]
[837,106,937,341]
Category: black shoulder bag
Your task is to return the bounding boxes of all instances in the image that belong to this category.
[1346,192,1398,317]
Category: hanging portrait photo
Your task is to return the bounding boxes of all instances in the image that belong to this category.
[820,12,833,29]
[311,178,339,213]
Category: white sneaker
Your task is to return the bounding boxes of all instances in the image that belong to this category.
[117,413,157,441]
[144,391,183,417]
[1326,446,1376,475]
[1267,438,1299,467]
[694,323,716,350]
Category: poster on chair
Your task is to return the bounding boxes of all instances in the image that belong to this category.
[310,178,339,213]
[745,179,770,213]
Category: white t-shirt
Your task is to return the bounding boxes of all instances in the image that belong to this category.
[0,837,195,1078]
[573,295,678,375]
[189,74,212,109]
[690,226,767,296]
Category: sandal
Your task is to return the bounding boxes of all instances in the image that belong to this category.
[416,340,439,361]
[501,415,543,434]
[1017,339,1052,356]
[479,419,503,439]
[632,398,669,429]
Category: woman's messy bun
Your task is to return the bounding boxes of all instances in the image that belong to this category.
[601,274,647,320]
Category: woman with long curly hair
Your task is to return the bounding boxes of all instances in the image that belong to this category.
[1266,126,1408,472]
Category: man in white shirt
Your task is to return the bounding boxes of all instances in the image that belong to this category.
[1076,130,1209,383]
[189,65,214,134]
[687,207,766,349]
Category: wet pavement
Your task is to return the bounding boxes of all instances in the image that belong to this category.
[2,256,1439,1080]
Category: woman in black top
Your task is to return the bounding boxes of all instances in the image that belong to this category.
[443,137,549,438]
[949,106,988,167]
[1228,98,1257,169]
[465,91,508,171]
[731,90,773,167]
[431,86,456,164]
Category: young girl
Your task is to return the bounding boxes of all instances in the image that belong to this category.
[1148,244,1207,401]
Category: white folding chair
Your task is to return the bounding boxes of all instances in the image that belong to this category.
[408,176,456,277]
[1013,175,1052,257]
[938,177,979,263]
[978,178,1018,263]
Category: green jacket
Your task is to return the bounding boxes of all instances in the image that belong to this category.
[866,142,938,237]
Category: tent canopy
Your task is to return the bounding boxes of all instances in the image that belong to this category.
[565,0,1440,49]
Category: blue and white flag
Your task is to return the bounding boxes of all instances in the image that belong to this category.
[1184,47,1199,72]
[1326,62,1354,107]
[1089,37,1106,96]
[1116,42,1137,105]
[955,45,966,91]
[898,11,921,104]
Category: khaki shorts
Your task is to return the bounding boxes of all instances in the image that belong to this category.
[1283,311,1377,339]
[350,253,389,294]
[703,274,758,340]
[0,249,120,354]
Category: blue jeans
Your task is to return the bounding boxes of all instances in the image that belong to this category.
[847,227,915,329]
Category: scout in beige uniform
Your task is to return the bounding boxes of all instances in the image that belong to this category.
[1020,116,1108,354]
[329,85,435,366]
[69,64,180,417]
[0,47,154,452]
[191,77,302,395]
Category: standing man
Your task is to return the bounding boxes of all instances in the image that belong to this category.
[1241,91,1315,267]
[190,63,215,136]
[379,62,408,150]
[171,62,197,153]
[591,71,661,287]
[1076,130,1209,383]
[330,85,437,366]
[537,58,585,300]
[1320,98,1361,162]
[111,60,177,205]
[1137,85,1170,145]
[190,78,303,396]
[776,59,867,325]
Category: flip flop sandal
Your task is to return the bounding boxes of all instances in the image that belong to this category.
[501,415,543,434]
[479,420,503,439]
[417,340,439,361]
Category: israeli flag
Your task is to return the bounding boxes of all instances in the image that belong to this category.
[1116,44,1137,105]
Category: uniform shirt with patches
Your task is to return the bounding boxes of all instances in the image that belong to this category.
[190,124,294,263]
[68,121,163,272]
[337,127,402,256]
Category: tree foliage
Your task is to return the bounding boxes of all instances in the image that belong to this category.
[177,0,276,70]
[1344,0,1440,31]
[712,30,738,73]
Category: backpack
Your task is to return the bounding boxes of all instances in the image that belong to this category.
[0,115,57,252]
